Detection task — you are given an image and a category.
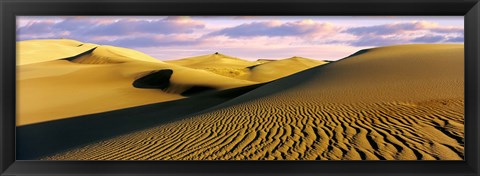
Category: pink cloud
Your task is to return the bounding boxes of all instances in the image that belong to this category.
[206,20,340,38]
[343,21,463,46]
[16,17,463,60]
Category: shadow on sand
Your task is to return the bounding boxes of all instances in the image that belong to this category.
[16,83,263,160]
[17,49,366,160]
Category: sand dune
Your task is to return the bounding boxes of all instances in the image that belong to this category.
[16,84,263,160]
[17,39,257,126]
[43,44,464,160]
[17,39,98,65]
[17,39,323,126]
[248,56,328,82]
[166,53,265,80]
[70,45,165,64]
[166,53,260,68]
[167,54,328,82]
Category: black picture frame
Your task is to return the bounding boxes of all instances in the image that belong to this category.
[1,0,479,175]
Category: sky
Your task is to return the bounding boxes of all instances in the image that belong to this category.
[16,16,463,61]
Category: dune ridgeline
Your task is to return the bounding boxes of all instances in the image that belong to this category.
[17,39,464,160]
[17,39,327,126]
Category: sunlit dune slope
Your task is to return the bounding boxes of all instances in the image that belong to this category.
[167,54,328,82]
[166,53,259,68]
[17,39,98,65]
[166,53,263,80]
[45,44,464,160]
[248,56,328,82]
[17,39,256,126]
[71,45,165,64]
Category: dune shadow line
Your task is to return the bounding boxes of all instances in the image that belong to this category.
[17,48,372,160]
[16,83,263,160]
[61,47,97,61]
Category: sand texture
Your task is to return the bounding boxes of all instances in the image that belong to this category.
[40,44,464,160]
[17,40,259,126]
[17,39,98,65]
[248,56,328,82]
[17,39,325,126]
[166,54,328,82]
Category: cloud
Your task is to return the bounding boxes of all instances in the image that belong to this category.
[430,27,464,34]
[17,21,55,34]
[349,35,408,47]
[345,22,427,35]
[18,17,100,36]
[344,21,461,36]
[16,17,464,54]
[206,20,463,47]
[411,35,446,43]
[17,16,205,39]
[207,20,338,38]
[82,17,205,36]
[52,18,96,31]
[97,35,202,48]
[445,36,464,42]
[16,16,208,48]
[343,21,463,46]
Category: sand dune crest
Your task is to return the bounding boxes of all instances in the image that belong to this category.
[43,44,464,160]
[167,54,329,82]
[17,39,98,65]
[17,40,258,125]
[70,45,165,64]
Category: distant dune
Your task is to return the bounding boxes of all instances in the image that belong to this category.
[70,45,165,64]
[248,56,328,82]
[17,39,325,126]
[166,54,328,82]
[17,39,258,126]
[166,53,261,80]
[42,44,464,160]
[17,39,98,65]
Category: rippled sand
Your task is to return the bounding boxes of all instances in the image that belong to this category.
[17,39,326,126]
[17,40,254,125]
[42,44,464,160]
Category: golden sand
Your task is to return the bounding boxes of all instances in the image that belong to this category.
[17,39,326,126]
[166,54,328,82]
[248,56,328,82]
[17,40,256,126]
[41,44,464,160]
[166,53,261,80]
[17,39,98,65]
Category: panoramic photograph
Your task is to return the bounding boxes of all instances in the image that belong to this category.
[16,16,464,160]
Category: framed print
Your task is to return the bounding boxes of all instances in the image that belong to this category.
[1,0,479,175]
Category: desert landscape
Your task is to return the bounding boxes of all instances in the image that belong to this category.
[16,39,464,160]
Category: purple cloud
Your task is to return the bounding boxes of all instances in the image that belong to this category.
[342,21,463,46]
[17,17,207,48]
[345,21,463,35]
[53,18,94,31]
[344,22,434,35]
[97,36,202,48]
[349,35,407,47]
[18,18,94,36]
[207,20,336,38]
[411,35,446,43]
[17,17,205,39]
[82,19,205,36]
[430,27,464,34]
[346,23,415,35]
[17,22,54,34]
[17,17,464,54]
[446,36,464,42]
